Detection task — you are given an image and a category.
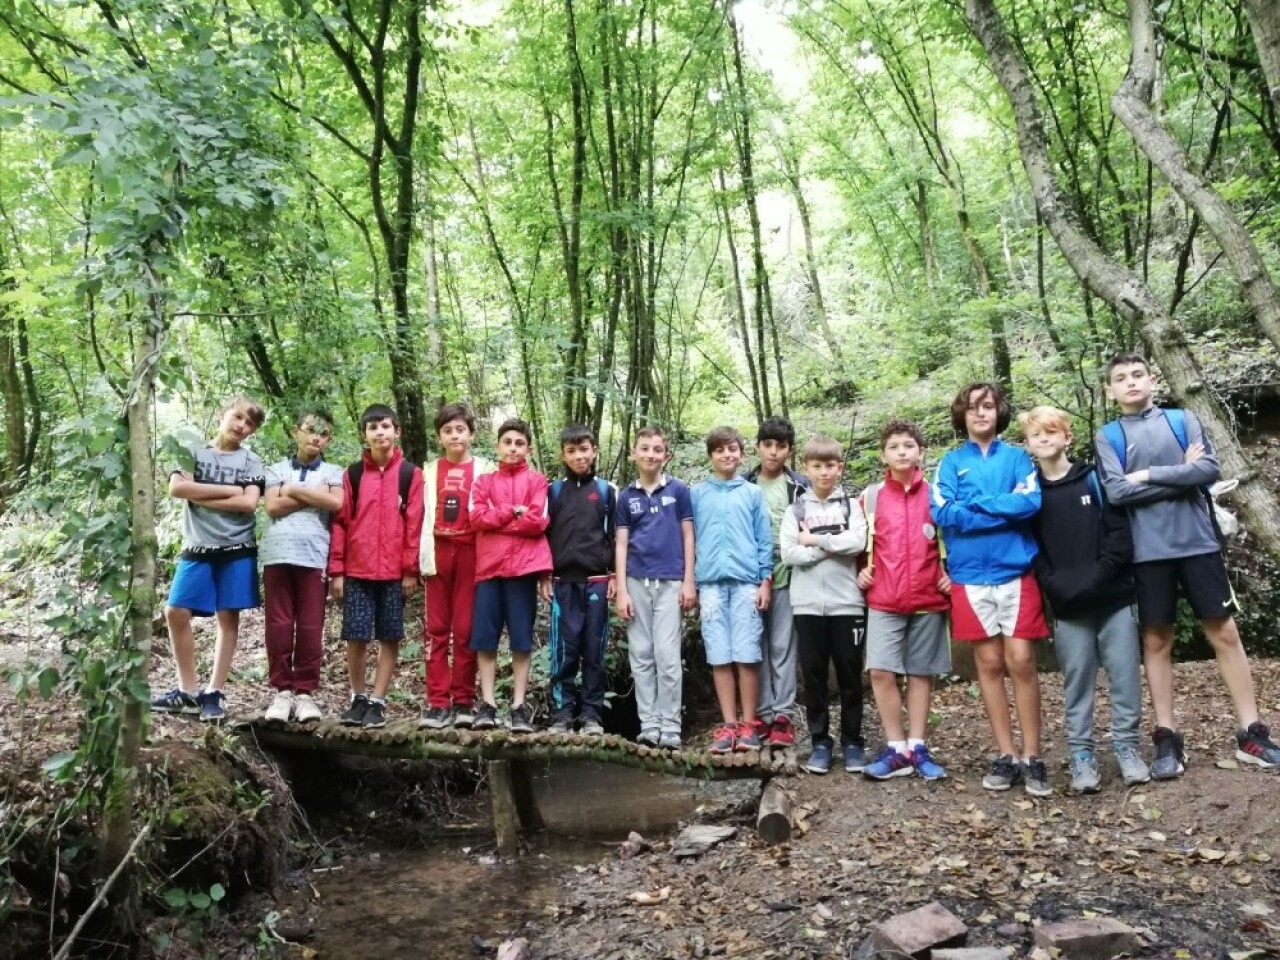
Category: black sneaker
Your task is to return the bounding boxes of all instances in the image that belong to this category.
[1236,721,1280,768]
[452,704,475,729]
[982,754,1024,791]
[151,688,199,715]
[509,703,534,734]
[340,694,369,727]
[418,706,451,729]
[1151,727,1187,780]
[197,690,226,724]
[472,702,499,730]
[362,700,387,728]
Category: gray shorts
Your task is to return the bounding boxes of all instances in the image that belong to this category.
[864,610,950,676]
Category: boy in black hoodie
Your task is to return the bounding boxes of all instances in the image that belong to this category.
[542,424,617,735]
[1021,407,1150,793]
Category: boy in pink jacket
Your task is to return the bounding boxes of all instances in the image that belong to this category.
[469,418,553,733]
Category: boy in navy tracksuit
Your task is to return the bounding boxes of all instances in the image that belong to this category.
[542,425,617,735]
[1096,352,1280,776]
[932,381,1050,796]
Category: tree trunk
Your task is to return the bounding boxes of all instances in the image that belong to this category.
[1245,0,1280,114]
[1113,0,1280,358]
[716,170,763,421]
[0,263,25,496]
[965,0,1280,560]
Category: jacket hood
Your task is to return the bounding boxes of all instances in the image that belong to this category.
[1039,460,1094,488]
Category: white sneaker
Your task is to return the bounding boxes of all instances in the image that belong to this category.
[265,690,294,723]
[293,693,322,723]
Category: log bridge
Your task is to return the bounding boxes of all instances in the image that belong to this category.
[233,716,799,853]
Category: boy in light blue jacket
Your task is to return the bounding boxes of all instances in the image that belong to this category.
[691,426,774,755]
[932,381,1049,797]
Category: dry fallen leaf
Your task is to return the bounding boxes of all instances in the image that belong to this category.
[628,886,671,905]
[1215,758,1239,770]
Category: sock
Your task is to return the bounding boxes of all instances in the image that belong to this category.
[907,739,925,751]
[203,687,220,695]
[370,696,386,705]
[889,739,908,755]
[350,691,365,703]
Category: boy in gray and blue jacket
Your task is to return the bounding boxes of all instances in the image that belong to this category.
[691,425,773,756]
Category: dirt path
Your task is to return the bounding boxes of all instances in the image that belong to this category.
[529,660,1280,959]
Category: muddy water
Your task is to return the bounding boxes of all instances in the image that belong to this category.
[293,764,751,958]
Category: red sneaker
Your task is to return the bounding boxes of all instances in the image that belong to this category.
[709,724,736,755]
[735,720,762,752]
[768,715,795,746]
[753,718,770,741]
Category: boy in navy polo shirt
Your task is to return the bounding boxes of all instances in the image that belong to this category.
[615,426,696,748]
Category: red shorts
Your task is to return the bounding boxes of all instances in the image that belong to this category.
[950,573,1049,642]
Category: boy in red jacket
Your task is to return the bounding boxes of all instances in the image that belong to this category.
[469,418,553,733]
[329,405,425,729]
[859,419,952,781]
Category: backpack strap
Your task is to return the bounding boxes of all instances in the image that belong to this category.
[1086,468,1104,511]
[1101,420,1128,471]
[1164,407,1189,450]
[862,482,881,571]
[397,460,414,515]
[346,463,363,517]
[595,476,613,535]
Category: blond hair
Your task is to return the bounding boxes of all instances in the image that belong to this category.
[1017,405,1072,436]
[801,435,843,463]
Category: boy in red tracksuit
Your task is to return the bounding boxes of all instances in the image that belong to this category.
[329,404,425,730]
[859,419,953,781]
[469,418,553,734]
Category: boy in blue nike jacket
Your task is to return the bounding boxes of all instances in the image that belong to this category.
[932,381,1051,797]
[691,426,774,756]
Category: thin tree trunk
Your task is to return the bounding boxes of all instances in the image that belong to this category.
[716,170,763,422]
[1245,0,1280,114]
[1112,0,1280,357]
[421,176,444,404]
[966,0,1280,559]
[0,259,25,496]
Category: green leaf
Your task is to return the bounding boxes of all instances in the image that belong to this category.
[189,892,211,910]
[41,751,77,777]
[163,888,189,908]
[209,883,225,902]
[37,666,60,699]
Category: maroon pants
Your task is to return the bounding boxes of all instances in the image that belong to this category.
[263,564,327,692]
[425,538,478,708]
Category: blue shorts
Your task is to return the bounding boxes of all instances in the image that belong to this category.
[342,578,405,642]
[698,581,763,666]
[470,576,538,654]
[168,556,260,617]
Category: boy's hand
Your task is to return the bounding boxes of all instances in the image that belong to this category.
[401,575,418,597]
[679,581,698,610]
[539,576,553,602]
[329,576,344,601]
[606,578,616,601]
[755,579,772,611]
[937,572,952,595]
[616,591,634,621]
[1124,469,1150,484]
[856,568,874,590]
[512,504,526,518]
[1184,442,1205,464]
[797,519,819,547]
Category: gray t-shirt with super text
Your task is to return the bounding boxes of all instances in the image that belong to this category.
[177,444,266,559]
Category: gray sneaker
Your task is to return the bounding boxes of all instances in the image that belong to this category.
[982,754,1023,791]
[657,731,682,750]
[1069,751,1101,794]
[1115,744,1151,785]
[1024,756,1052,797]
[1151,727,1186,780]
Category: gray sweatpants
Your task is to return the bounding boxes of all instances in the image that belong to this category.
[757,586,797,723]
[1055,604,1142,754]
[626,577,683,737]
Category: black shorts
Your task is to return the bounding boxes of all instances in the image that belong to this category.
[1133,552,1237,627]
[342,578,405,642]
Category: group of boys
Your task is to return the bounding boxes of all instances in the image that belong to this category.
[149,351,1280,793]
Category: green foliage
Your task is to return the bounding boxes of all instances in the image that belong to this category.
[154,881,227,947]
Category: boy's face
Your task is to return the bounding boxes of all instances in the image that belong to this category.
[437,418,474,459]
[1025,426,1070,462]
[497,429,530,465]
[709,441,744,477]
[631,436,668,475]
[756,438,792,475]
[804,457,842,491]
[964,389,1000,442]
[1107,362,1155,410]
[362,416,401,453]
[217,403,260,448]
[881,433,923,473]
[293,416,333,461]
[561,440,597,476]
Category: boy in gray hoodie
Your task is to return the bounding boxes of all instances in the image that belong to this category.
[1095,352,1280,777]
[780,436,868,775]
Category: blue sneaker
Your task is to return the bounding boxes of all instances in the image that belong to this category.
[806,741,832,775]
[864,746,914,780]
[150,688,199,715]
[843,743,868,773]
[910,744,947,781]
[198,690,227,724]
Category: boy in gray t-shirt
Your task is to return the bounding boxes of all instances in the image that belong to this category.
[151,396,266,723]
[260,408,344,723]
